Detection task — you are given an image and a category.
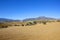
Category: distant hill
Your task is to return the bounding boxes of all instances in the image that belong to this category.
[23,16,57,21]
[0,16,59,22]
[0,18,20,22]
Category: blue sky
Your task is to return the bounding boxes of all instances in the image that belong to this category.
[0,0,60,20]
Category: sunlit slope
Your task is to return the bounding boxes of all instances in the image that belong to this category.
[0,22,60,40]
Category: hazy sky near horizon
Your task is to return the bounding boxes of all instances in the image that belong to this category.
[0,0,60,20]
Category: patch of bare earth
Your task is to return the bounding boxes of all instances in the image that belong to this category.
[0,22,60,40]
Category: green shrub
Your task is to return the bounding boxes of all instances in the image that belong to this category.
[25,22,32,26]
[29,22,33,25]
[25,23,30,26]
[33,21,37,24]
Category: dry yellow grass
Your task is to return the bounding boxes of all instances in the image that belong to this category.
[0,22,60,40]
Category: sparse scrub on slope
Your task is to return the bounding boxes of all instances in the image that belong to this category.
[0,23,8,28]
[42,21,47,25]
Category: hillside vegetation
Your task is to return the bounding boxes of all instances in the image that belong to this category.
[0,20,58,28]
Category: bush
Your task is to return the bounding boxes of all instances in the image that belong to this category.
[0,26,8,28]
[29,22,33,25]
[21,24,24,26]
[33,21,37,24]
[14,24,20,26]
[25,22,33,26]
[42,21,47,25]
[57,20,60,22]
[0,23,8,28]
[25,21,38,26]
[25,23,30,26]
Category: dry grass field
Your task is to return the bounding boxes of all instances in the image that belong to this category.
[0,22,60,40]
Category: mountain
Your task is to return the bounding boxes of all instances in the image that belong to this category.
[0,16,59,22]
[0,18,20,22]
[23,16,57,21]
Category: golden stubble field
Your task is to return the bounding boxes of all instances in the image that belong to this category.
[0,22,60,40]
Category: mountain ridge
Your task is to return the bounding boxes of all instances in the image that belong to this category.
[23,16,57,21]
[0,16,59,22]
[0,18,21,22]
